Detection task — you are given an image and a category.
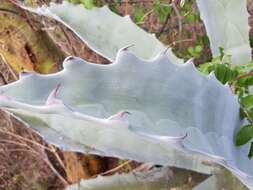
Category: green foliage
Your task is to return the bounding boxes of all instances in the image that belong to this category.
[81,0,94,9]
[133,1,172,24]
[187,45,203,59]
[68,0,81,4]
[185,12,199,23]
[134,5,145,24]
[236,125,253,146]
[248,142,253,158]
[240,95,253,108]
[153,1,172,23]
[181,1,200,24]
[68,0,94,9]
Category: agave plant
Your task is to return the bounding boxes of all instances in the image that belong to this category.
[1,0,253,189]
[65,167,171,190]
[22,1,182,63]
[196,0,251,65]
[0,49,250,189]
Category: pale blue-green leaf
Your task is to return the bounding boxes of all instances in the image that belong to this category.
[65,167,171,190]
[196,0,251,65]
[21,1,182,63]
[0,50,252,188]
[193,169,248,190]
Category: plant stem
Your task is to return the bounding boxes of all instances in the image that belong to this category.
[235,72,253,81]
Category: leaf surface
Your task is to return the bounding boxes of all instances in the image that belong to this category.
[66,167,171,190]
[196,0,251,65]
[0,50,252,188]
[23,1,182,63]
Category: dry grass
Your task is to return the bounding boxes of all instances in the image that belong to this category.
[0,111,66,190]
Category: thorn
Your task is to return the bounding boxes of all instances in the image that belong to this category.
[52,84,61,97]
[185,58,194,64]
[181,132,188,140]
[207,71,215,79]
[163,46,170,55]
[162,132,188,141]
[107,111,131,120]
[64,56,75,62]
[121,44,135,51]
[46,84,63,106]
[19,70,34,79]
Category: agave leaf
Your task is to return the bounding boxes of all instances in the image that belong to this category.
[193,168,249,190]
[20,1,182,63]
[192,176,219,190]
[0,50,253,188]
[196,0,251,65]
[65,167,171,190]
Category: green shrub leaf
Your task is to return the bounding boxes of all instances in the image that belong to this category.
[81,0,94,9]
[236,125,253,146]
[240,95,253,108]
[248,142,253,159]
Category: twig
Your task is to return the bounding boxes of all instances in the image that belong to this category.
[0,139,32,149]
[171,1,182,35]
[234,72,253,81]
[133,163,153,172]
[92,160,132,177]
[43,156,69,187]
[157,12,170,37]
[125,0,129,15]
[60,26,78,56]
[240,105,253,124]
[0,8,20,16]
[3,143,69,187]
[168,38,193,46]
[0,55,18,82]
[108,0,154,4]
[48,144,67,174]
[0,128,53,152]
[136,9,154,25]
